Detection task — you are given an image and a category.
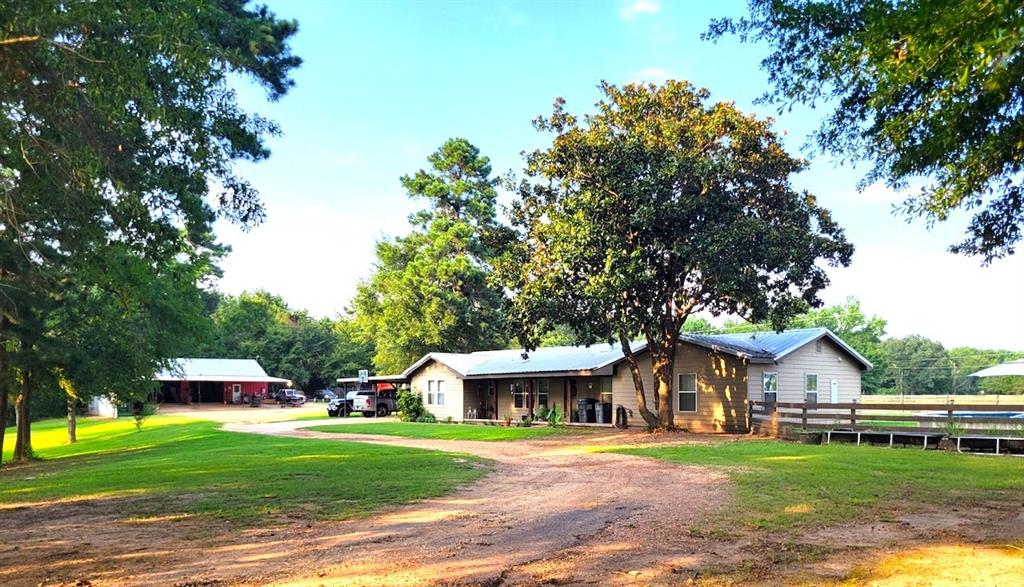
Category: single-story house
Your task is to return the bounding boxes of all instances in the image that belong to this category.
[401,328,872,432]
[155,358,290,404]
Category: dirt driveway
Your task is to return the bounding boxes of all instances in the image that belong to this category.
[4,418,1020,586]
[219,419,732,586]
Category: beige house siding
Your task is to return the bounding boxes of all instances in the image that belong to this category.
[747,338,863,403]
[408,361,465,421]
[612,344,748,432]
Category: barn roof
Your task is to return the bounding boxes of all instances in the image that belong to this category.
[156,358,290,383]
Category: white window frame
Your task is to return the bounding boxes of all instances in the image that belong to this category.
[534,379,549,408]
[511,380,526,409]
[426,380,435,405]
[677,373,698,413]
[763,372,778,403]
[804,373,819,404]
[436,380,445,406]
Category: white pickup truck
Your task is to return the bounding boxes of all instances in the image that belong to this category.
[350,389,397,417]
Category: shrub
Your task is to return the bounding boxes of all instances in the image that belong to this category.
[397,388,430,422]
[545,405,564,427]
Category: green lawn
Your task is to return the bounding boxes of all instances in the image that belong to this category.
[309,421,588,441]
[0,416,487,524]
[612,440,1024,534]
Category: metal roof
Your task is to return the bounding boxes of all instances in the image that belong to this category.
[685,327,872,368]
[969,359,1024,378]
[404,327,872,378]
[155,358,290,383]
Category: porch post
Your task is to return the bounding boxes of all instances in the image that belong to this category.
[492,379,498,420]
[527,379,534,418]
[564,379,570,418]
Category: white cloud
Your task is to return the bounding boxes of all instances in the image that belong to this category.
[821,245,1024,349]
[858,183,908,205]
[213,201,381,318]
[621,0,660,21]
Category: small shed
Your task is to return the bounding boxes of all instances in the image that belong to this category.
[155,358,290,404]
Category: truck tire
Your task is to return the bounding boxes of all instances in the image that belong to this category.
[376,404,389,417]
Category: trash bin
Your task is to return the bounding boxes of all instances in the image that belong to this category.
[577,398,596,424]
[596,402,612,424]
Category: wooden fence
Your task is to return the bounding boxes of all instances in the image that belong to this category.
[749,400,1024,436]
[859,394,1023,406]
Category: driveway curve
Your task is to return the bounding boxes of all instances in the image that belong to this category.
[222,419,732,586]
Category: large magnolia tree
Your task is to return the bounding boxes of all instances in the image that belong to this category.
[501,81,853,429]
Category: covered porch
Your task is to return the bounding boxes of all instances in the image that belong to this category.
[462,375,614,424]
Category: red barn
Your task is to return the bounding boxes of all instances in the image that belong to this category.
[155,358,290,404]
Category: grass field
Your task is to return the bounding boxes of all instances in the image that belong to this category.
[309,421,589,441]
[0,416,487,523]
[612,440,1024,533]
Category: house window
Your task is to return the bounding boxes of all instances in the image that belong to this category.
[805,373,818,403]
[511,380,525,408]
[763,372,778,403]
[427,380,435,405]
[678,373,697,413]
[436,380,445,406]
[534,379,549,408]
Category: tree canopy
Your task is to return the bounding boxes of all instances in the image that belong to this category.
[879,335,951,395]
[353,138,509,374]
[202,291,372,390]
[501,81,853,428]
[706,0,1024,262]
[0,0,300,462]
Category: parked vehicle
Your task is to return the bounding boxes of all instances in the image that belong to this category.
[351,389,397,417]
[275,389,306,406]
[310,389,337,403]
[326,394,352,417]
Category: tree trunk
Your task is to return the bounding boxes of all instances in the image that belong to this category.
[0,316,7,467]
[618,331,659,428]
[14,369,32,463]
[651,346,676,429]
[67,397,77,444]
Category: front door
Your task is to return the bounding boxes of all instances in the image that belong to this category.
[830,379,839,403]
[232,384,242,404]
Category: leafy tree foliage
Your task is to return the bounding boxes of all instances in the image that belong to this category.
[879,335,950,395]
[949,347,1024,395]
[501,81,853,429]
[353,139,509,374]
[203,291,371,390]
[0,1,300,461]
[706,0,1024,261]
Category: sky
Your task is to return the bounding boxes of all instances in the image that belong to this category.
[213,0,1024,350]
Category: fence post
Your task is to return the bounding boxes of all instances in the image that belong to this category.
[849,405,857,429]
[747,401,754,434]
[801,404,807,428]
[771,401,779,437]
